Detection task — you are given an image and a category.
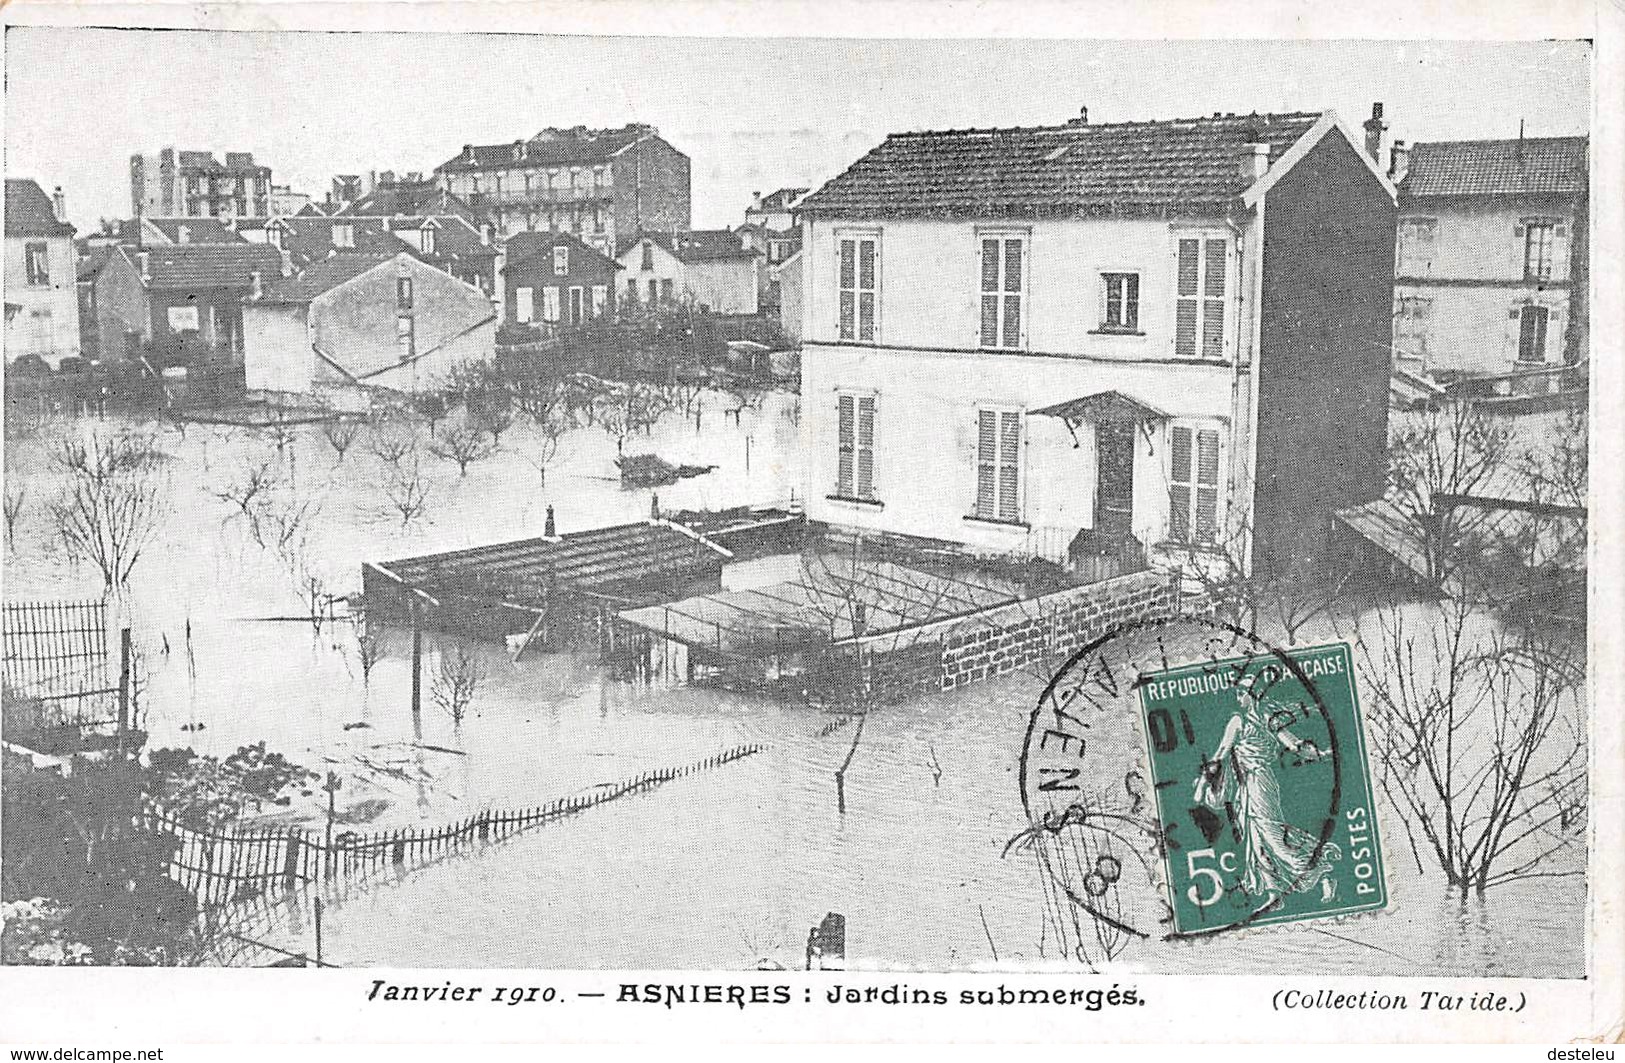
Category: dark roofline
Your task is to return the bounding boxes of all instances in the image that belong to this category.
[1408,134,1588,149]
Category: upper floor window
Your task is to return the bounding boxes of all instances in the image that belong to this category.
[332,223,354,249]
[1174,234,1228,360]
[420,226,436,255]
[1100,272,1140,333]
[1169,423,1222,545]
[837,231,879,343]
[1396,217,1438,277]
[23,242,49,286]
[396,315,415,360]
[979,233,1026,350]
[640,241,654,271]
[554,246,570,276]
[397,277,413,312]
[1521,218,1560,281]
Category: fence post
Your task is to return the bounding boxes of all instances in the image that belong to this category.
[116,627,132,755]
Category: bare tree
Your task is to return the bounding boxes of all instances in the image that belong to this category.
[1388,398,1513,586]
[382,458,433,526]
[1353,592,1586,897]
[47,430,172,595]
[367,422,417,469]
[516,405,572,487]
[1173,518,1351,646]
[349,614,388,689]
[430,641,485,726]
[428,423,495,477]
[320,416,363,464]
[3,485,26,550]
[213,455,282,543]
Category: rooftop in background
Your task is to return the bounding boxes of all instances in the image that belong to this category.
[752,188,809,213]
[1400,136,1588,198]
[503,230,620,272]
[171,150,270,175]
[795,110,1323,220]
[117,217,247,245]
[137,242,283,290]
[5,179,74,238]
[257,252,399,305]
[634,229,760,264]
[438,123,662,172]
[335,181,483,224]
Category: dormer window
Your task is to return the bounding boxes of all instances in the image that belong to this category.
[420,225,436,255]
[333,223,355,249]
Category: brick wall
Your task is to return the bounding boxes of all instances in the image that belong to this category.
[804,569,1181,705]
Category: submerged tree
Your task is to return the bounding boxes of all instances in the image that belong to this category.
[1388,398,1513,587]
[48,430,172,596]
[430,641,486,726]
[1353,592,1586,897]
[428,423,495,477]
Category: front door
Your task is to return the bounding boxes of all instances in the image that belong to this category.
[1094,420,1136,538]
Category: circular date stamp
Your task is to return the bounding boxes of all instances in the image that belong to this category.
[1008,612,1387,964]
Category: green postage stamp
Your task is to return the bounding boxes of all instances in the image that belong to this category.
[1137,642,1387,935]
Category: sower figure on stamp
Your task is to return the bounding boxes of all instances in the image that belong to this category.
[1193,670,1342,907]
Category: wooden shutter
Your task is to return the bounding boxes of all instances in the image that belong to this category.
[1169,426,1193,541]
[1002,241,1023,349]
[976,409,997,518]
[1202,238,1227,358]
[857,239,876,342]
[838,239,856,340]
[1195,429,1220,543]
[837,394,855,497]
[980,239,1001,347]
[856,395,875,499]
[1175,239,1199,357]
[998,411,1021,521]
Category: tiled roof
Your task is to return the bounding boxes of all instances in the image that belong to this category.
[502,230,621,272]
[632,229,760,264]
[77,245,115,283]
[121,217,247,245]
[757,188,808,211]
[438,124,656,172]
[381,215,498,260]
[1401,136,1587,199]
[796,110,1322,219]
[275,216,414,267]
[5,179,75,237]
[338,183,484,226]
[141,243,284,290]
[257,253,394,304]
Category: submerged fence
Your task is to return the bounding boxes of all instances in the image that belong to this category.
[2,600,108,695]
[142,742,766,909]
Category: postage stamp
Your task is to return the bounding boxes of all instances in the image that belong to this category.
[1136,642,1386,935]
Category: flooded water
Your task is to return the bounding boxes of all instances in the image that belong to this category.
[1,391,1585,975]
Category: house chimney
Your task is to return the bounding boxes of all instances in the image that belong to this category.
[1078,105,1089,124]
[1363,102,1387,162]
[1388,140,1410,181]
[51,186,66,222]
[137,250,151,283]
[249,270,263,300]
[1243,141,1271,182]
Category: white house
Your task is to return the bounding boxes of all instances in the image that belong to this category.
[795,106,1399,577]
[4,180,81,367]
[615,230,761,314]
[244,251,495,401]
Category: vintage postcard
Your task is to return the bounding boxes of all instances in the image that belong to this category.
[0,0,1618,1050]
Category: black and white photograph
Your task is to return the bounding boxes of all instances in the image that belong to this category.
[0,3,1617,1047]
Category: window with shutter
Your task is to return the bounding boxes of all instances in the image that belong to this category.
[1522,219,1557,280]
[1517,305,1550,363]
[1396,218,1438,276]
[979,234,1026,349]
[516,287,534,323]
[837,232,879,342]
[1173,234,1229,359]
[973,408,1022,521]
[1169,424,1223,544]
[835,392,877,500]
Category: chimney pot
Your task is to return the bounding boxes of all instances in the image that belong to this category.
[137,250,151,282]
[1363,101,1388,162]
[51,186,66,222]
[1079,105,1089,124]
[1388,140,1410,180]
[249,270,263,300]
[1244,141,1271,182]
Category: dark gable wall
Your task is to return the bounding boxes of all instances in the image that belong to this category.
[1255,131,1396,575]
[611,136,691,253]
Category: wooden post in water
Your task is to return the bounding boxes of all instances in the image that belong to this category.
[313,897,324,968]
[410,599,423,741]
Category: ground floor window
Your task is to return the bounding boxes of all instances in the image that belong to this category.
[1395,295,1433,361]
[1517,304,1551,363]
[396,314,415,361]
[541,286,560,323]
[515,286,534,323]
[1168,423,1221,545]
[973,408,1022,522]
[836,392,876,500]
